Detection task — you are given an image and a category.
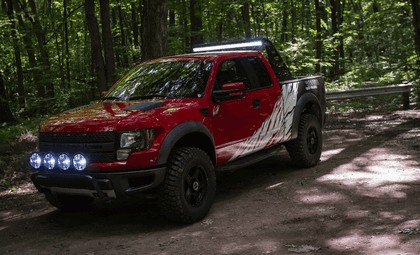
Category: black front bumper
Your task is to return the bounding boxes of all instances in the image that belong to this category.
[31,167,166,198]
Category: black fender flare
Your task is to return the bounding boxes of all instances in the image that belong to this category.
[290,92,324,140]
[157,121,215,165]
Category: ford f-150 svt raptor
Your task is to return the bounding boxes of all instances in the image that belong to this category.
[29,38,326,223]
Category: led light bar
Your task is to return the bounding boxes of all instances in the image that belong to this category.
[192,40,263,53]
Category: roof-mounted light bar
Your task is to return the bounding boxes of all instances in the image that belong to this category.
[192,40,263,53]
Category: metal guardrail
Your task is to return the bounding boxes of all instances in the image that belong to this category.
[326,84,413,109]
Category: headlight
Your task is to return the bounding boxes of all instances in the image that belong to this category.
[43,153,56,170]
[120,130,155,150]
[57,154,71,170]
[118,130,155,161]
[120,132,143,148]
[29,152,42,169]
[73,153,87,171]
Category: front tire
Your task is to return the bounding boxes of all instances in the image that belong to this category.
[286,114,322,168]
[158,147,216,223]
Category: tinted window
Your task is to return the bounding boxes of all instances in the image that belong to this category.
[247,56,272,88]
[106,60,213,99]
[214,59,251,90]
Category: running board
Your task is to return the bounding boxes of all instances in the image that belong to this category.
[216,145,283,172]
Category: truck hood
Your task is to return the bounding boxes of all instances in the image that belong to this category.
[40,100,203,133]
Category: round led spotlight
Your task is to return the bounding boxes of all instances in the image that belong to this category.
[57,154,71,170]
[73,154,87,171]
[43,153,56,170]
[29,152,42,169]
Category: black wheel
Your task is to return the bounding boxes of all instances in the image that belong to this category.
[286,114,322,168]
[158,147,216,223]
[45,192,94,211]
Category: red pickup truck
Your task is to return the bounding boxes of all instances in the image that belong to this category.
[29,38,326,223]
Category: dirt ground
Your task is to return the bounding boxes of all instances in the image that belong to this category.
[0,110,419,255]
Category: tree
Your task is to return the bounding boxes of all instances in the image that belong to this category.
[27,0,54,97]
[99,0,116,86]
[409,0,420,72]
[141,0,167,61]
[241,0,252,38]
[190,0,203,47]
[4,0,25,107]
[84,0,107,92]
[314,0,323,73]
[0,71,15,122]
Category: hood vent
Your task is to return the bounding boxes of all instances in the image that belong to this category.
[124,102,165,111]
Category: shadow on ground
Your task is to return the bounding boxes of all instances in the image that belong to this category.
[0,111,419,254]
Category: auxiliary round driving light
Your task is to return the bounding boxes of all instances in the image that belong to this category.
[73,153,87,171]
[43,153,56,170]
[57,154,71,170]
[29,152,42,169]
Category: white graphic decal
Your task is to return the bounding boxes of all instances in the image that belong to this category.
[229,82,299,161]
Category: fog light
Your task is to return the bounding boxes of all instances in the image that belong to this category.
[58,154,71,170]
[43,153,56,170]
[73,154,87,171]
[29,152,42,169]
[117,149,131,161]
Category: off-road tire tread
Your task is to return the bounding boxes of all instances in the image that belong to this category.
[159,147,215,223]
[286,114,322,168]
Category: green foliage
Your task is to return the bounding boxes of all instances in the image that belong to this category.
[0,0,419,122]
[0,117,45,144]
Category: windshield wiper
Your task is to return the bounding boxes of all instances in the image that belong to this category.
[129,94,172,100]
[101,96,125,101]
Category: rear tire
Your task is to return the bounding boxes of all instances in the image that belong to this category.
[45,192,93,211]
[286,114,322,168]
[158,147,216,223]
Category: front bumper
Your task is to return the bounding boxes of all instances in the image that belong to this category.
[31,167,166,198]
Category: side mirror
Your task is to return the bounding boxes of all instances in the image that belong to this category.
[213,82,246,102]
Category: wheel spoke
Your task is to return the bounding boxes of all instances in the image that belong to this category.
[183,165,208,207]
[307,127,318,154]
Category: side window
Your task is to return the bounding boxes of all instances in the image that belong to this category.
[247,56,273,88]
[214,59,251,90]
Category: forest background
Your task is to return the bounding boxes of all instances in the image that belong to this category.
[0,0,419,128]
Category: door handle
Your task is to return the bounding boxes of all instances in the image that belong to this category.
[253,99,260,109]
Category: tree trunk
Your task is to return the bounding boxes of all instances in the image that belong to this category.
[281,1,288,43]
[27,0,54,97]
[5,0,25,107]
[409,0,420,72]
[339,0,345,74]
[132,2,140,60]
[0,72,15,123]
[84,0,107,92]
[141,0,167,61]
[63,0,71,86]
[409,0,420,104]
[216,7,224,41]
[117,0,129,67]
[329,0,340,79]
[190,0,203,48]
[180,0,189,51]
[15,1,45,98]
[314,0,323,73]
[100,0,116,86]
[241,0,252,38]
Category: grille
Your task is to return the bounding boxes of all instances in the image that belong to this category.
[39,132,117,163]
[39,132,116,143]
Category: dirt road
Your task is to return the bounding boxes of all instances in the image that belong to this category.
[1,110,419,254]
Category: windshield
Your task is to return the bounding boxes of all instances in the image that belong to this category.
[105,60,213,100]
